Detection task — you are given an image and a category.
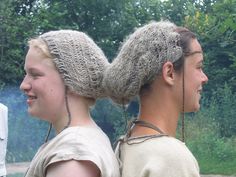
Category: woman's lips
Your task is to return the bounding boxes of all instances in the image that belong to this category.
[27,96,37,105]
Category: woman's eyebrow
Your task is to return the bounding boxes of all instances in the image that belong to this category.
[26,67,42,74]
[185,50,202,56]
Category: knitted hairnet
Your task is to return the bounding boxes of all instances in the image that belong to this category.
[40,30,109,99]
[103,21,183,104]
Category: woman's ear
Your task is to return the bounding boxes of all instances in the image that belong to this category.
[162,61,175,85]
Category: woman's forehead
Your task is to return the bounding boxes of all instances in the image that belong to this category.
[25,47,55,69]
[189,38,202,53]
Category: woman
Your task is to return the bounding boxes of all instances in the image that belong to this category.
[20,30,120,177]
[0,103,8,177]
[103,21,208,177]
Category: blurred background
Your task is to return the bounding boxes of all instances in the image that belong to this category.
[0,0,235,176]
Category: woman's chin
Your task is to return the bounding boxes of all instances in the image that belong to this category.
[27,108,38,117]
[191,104,201,112]
[184,103,200,113]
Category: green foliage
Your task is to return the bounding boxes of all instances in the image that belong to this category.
[0,0,44,86]
[184,0,236,97]
[210,84,236,137]
[186,118,236,175]
[185,126,234,173]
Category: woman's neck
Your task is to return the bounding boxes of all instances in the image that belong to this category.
[53,93,96,134]
[136,90,180,137]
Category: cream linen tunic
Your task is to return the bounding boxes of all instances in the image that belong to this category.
[25,125,120,177]
[0,103,8,177]
[116,135,200,177]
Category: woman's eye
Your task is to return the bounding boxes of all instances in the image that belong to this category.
[198,66,202,70]
[31,73,40,78]
[197,64,203,70]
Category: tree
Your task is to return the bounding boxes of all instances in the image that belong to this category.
[0,0,44,86]
[184,0,236,97]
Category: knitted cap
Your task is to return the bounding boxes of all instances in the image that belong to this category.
[103,21,183,104]
[40,30,109,99]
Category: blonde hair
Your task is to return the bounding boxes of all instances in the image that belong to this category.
[28,38,52,59]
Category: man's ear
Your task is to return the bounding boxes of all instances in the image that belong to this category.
[162,61,175,85]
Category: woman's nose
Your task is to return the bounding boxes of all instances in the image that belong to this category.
[20,76,31,93]
[202,72,208,84]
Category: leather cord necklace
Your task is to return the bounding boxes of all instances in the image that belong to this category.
[127,119,166,138]
[132,119,165,135]
[115,119,168,150]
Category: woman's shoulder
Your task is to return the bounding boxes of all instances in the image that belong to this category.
[47,126,112,154]
[61,126,111,145]
[37,126,119,177]
[120,135,191,159]
[119,136,199,176]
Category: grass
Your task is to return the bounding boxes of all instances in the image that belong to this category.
[184,112,236,176]
[199,157,236,175]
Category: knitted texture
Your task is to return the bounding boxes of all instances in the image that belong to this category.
[103,21,183,104]
[40,30,109,99]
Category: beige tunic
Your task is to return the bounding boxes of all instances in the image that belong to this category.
[116,135,200,177]
[0,103,8,177]
[25,126,120,177]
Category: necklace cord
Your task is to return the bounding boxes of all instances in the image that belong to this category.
[122,99,128,134]
[64,87,72,129]
[133,119,165,135]
[182,60,185,142]
[125,119,168,145]
[44,123,52,143]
